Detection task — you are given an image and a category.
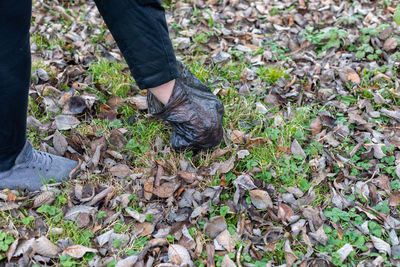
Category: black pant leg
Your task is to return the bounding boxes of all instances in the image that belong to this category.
[0,1,32,171]
[94,0,178,89]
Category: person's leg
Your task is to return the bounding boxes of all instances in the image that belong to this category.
[94,0,178,104]
[0,1,79,191]
[0,0,32,171]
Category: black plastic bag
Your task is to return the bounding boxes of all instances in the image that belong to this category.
[147,61,224,151]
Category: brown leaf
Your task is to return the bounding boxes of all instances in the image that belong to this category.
[109,129,127,150]
[339,68,360,84]
[375,175,391,192]
[168,244,193,265]
[215,230,235,253]
[7,239,18,262]
[383,37,398,52]
[136,222,154,237]
[210,147,230,160]
[310,118,322,136]
[230,130,245,144]
[33,236,61,258]
[389,192,400,207]
[249,190,273,210]
[177,171,197,183]
[278,203,294,221]
[129,95,148,110]
[62,245,98,259]
[33,191,55,208]
[109,164,131,178]
[143,177,154,200]
[152,182,179,198]
[204,216,227,238]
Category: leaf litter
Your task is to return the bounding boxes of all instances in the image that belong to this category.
[2,0,400,266]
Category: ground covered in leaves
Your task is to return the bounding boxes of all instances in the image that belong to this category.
[3,0,400,266]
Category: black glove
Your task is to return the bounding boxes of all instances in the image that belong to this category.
[147,61,224,151]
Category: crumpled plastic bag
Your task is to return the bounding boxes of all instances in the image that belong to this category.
[147,61,224,151]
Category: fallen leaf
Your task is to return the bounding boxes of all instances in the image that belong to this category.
[336,244,353,262]
[205,216,227,238]
[136,222,154,237]
[168,244,193,266]
[129,95,148,110]
[152,182,179,198]
[249,190,273,210]
[278,203,294,221]
[230,130,245,144]
[383,37,398,52]
[291,139,306,157]
[33,191,55,208]
[55,115,80,130]
[310,118,322,136]
[216,230,235,253]
[221,254,236,267]
[32,236,61,258]
[62,245,97,259]
[371,235,391,255]
[53,130,68,155]
[109,164,131,178]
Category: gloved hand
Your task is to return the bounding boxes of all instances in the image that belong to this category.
[147,61,224,151]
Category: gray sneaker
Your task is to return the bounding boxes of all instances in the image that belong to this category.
[0,141,79,191]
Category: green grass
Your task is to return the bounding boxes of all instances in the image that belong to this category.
[89,58,135,98]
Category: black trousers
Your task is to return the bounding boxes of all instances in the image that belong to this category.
[0,0,178,171]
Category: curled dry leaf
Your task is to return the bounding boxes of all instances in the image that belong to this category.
[371,235,391,255]
[125,208,146,223]
[336,244,353,262]
[64,205,96,221]
[143,177,154,200]
[7,239,18,262]
[129,95,148,110]
[389,192,400,207]
[249,190,273,210]
[62,245,98,258]
[33,191,55,208]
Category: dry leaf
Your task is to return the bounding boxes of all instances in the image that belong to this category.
[33,191,55,208]
[249,190,273,210]
[33,236,61,258]
[168,244,193,266]
[310,118,322,136]
[230,130,245,144]
[109,164,131,178]
[215,230,235,253]
[62,245,98,258]
[152,182,179,198]
[136,222,154,237]
[205,216,227,238]
[371,235,391,255]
